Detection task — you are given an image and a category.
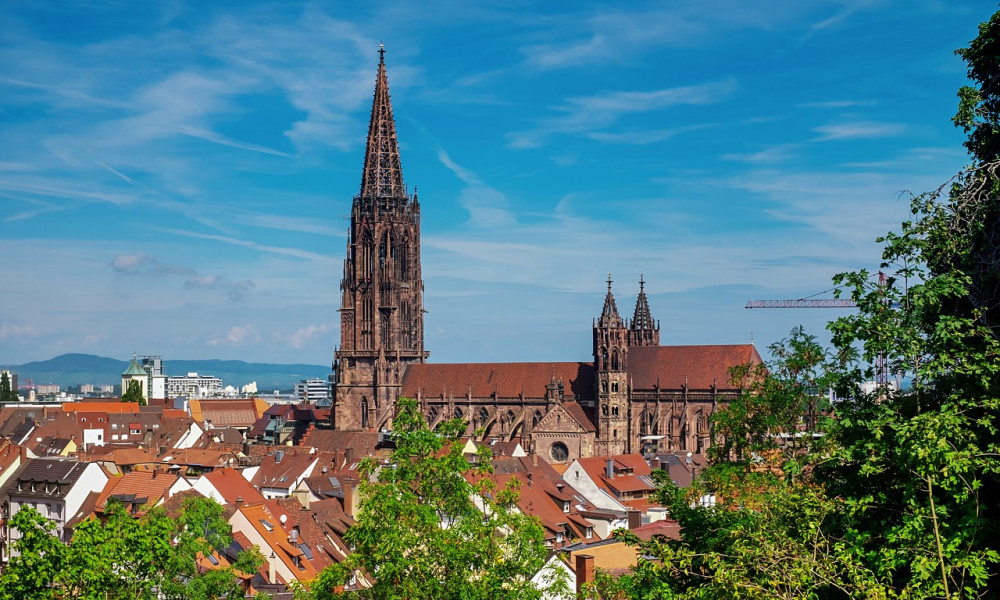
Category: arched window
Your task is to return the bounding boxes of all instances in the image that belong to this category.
[532,410,543,428]
[602,404,609,417]
[454,407,464,420]
[611,349,620,371]
[611,381,619,392]
[601,348,609,370]
[612,405,619,417]
[361,398,369,429]
[478,407,489,423]
[602,381,609,393]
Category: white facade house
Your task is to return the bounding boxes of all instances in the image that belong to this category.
[3,459,109,555]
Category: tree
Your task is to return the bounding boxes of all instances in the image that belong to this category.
[0,372,15,404]
[0,498,260,600]
[122,379,146,405]
[710,326,834,463]
[821,11,1000,598]
[313,397,554,600]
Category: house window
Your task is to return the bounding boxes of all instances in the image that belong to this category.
[585,527,593,539]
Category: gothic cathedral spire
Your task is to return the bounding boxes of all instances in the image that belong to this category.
[333,47,427,432]
[360,45,406,201]
[629,274,660,347]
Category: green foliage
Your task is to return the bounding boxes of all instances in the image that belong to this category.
[597,9,1000,600]
[0,497,258,600]
[312,397,553,600]
[122,379,146,405]
[0,372,11,404]
[710,326,834,463]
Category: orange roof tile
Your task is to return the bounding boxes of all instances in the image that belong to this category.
[401,362,594,399]
[628,345,762,390]
[202,468,265,505]
[62,402,141,414]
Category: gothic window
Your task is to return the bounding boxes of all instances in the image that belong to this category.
[379,235,388,273]
[611,381,619,392]
[612,405,619,417]
[361,398,369,429]
[396,233,408,282]
[611,349,620,371]
[613,429,618,438]
[505,410,515,424]
[427,407,438,424]
[601,381,608,393]
[532,410,543,428]
[361,232,374,279]
[602,404,609,417]
[478,407,489,424]
[601,348,609,370]
[454,407,463,420]
[550,442,569,463]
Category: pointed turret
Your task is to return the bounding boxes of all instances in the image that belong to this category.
[359,45,406,200]
[629,274,660,347]
[632,275,654,330]
[598,274,623,328]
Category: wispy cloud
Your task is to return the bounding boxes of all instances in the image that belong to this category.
[507,79,736,148]
[438,150,516,227]
[813,121,907,141]
[0,324,41,340]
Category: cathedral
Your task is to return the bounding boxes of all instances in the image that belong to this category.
[331,50,761,461]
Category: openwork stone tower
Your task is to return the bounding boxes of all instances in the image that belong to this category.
[332,47,427,431]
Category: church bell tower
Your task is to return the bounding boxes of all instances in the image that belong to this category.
[332,47,427,431]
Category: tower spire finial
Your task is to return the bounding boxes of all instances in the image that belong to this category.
[379,42,385,61]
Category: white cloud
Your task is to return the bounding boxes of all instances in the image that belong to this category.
[438,150,516,227]
[0,324,40,340]
[287,323,334,349]
[207,324,261,347]
[507,79,736,148]
[813,121,907,141]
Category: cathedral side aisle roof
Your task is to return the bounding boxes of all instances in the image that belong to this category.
[401,362,594,399]
[627,345,762,390]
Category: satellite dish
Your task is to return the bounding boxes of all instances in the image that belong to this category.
[279,514,287,524]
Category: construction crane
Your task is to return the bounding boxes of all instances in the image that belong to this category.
[745,273,890,388]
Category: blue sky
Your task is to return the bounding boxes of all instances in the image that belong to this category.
[0,0,991,367]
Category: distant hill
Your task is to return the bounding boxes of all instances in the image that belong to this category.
[0,353,330,393]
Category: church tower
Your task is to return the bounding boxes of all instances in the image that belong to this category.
[593,275,629,455]
[628,275,659,347]
[332,47,427,431]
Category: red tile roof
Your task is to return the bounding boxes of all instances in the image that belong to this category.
[96,470,178,515]
[202,467,265,505]
[628,345,762,390]
[401,362,594,399]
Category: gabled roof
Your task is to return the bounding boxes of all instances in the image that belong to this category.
[96,470,177,515]
[534,402,596,434]
[202,467,266,505]
[401,362,594,399]
[251,449,316,490]
[628,344,763,390]
[3,458,93,499]
[190,398,267,428]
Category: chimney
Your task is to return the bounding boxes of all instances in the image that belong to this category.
[268,551,276,583]
[235,496,244,508]
[342,477,355,518]
[532,453,538,467]
[576,554,595,598]
[606,459,614,479]
[345,447,354,464]
[627,509,641,530]
[289,525,299,544]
